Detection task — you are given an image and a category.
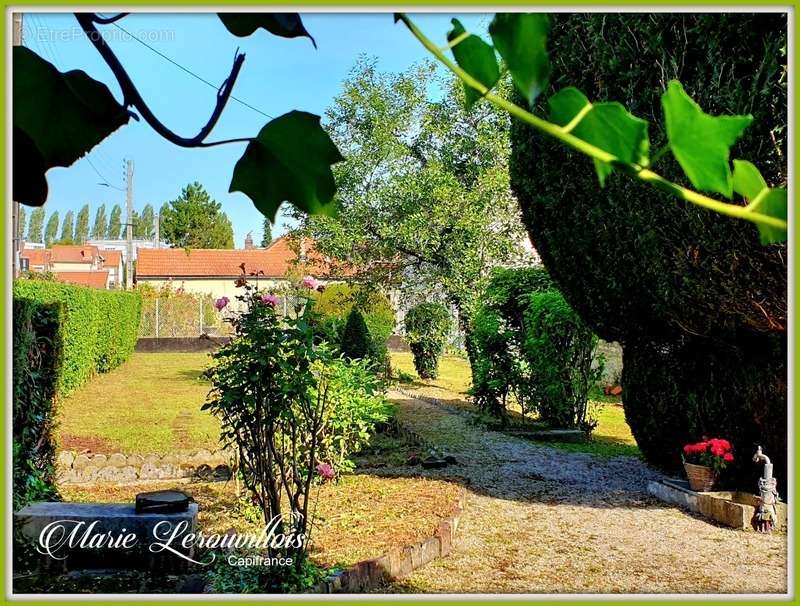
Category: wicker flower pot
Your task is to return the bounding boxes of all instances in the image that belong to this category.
[684,462,717,492]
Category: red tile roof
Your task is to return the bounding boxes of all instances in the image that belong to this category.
[21,247,51,267]
[53,271,109,288]
[136,236,338,279]
[100,249,122,267]
[50,244,99,263]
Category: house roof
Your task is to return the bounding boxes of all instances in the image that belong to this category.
[50,244,100,263]
[100,249,122,267]
[21,247,51,266]
[53,271,109,288]
[136,236,337,279]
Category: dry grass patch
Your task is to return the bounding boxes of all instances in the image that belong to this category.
[61,473,463,569]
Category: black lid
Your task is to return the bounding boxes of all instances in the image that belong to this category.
[135,490,191,514]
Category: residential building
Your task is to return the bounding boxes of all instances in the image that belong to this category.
[87,238,171,264]
[135,236,341,305]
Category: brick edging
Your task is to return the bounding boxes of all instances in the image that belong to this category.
[310,484,469,593]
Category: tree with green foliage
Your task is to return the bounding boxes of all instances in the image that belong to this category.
[340,309,372,361]
[404,302,451,379]
[26,207,45,243]
[44,212,59,247]
[107,204,122,239]
[17,206,26,240]
[137,204,155,239]
[59,210,74,244]
[74,204,90,243]
[91,204,107,239]
[160,182,234,249]
[261,217,272,248]
[299,59,530,373]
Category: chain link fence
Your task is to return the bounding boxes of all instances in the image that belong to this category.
[139,294,232,338]
[138,293,307,338]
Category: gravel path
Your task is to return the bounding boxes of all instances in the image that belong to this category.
[384,391,788,594]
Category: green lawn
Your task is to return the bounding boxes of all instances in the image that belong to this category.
[56,352,220,454]
[390,351,639,458]
[56,349,638,458]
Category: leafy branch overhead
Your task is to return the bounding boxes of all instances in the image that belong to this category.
[396,13,787,244]
[13,12,341,221]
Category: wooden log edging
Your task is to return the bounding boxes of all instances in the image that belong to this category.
[309,484,469,593]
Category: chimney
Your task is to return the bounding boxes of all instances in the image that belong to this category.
[244,231,254,250]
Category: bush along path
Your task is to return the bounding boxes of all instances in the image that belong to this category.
[383,390,787,594]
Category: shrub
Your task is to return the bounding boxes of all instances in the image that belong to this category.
[204,281,391,586]
[404,302,451,379]
[314,358,394,474]
[13,279,142,397]
[470,267,554,419]
[13,298,62,509]
[523,291,601,430]
[509,14,787,485]
[309,283,394,368]
[340,309,372,361]
[204,282,325,579]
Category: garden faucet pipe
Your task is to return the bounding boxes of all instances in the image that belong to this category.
[752,445,779,533]
[752,446,773,479]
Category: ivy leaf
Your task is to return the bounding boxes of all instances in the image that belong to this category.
[548,87,649,186]
[13,46,130,206]
[229,111,344,222]
[732,160,787,245]
[732,159,768,200]
[14,127,48,206]
[488,13,550,106]
[662,81,752,198]
[447,18,500,109]
[749,189,787,245]
[218,13,316,48]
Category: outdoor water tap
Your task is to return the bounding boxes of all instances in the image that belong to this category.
[752,445,779,533]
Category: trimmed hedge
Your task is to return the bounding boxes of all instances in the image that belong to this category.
[524,291,601,431]
[13,298,62,509]
[622,335,787,486]
[12,280,142,508]
[341,309,372,361]
[509,14,787,485]
[13,279,142,397]
[404,302,451,379]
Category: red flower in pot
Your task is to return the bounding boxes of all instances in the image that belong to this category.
[682,438,734,491]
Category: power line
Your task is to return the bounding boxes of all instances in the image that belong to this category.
[85,156,125,191]
[108,20,274,120]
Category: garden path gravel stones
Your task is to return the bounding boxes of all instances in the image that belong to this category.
[383,391,787,594]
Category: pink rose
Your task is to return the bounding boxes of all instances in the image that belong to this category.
[215,296,229,311]
[261,293,278,307]
[316,462,335,482]
[302,276,318,290]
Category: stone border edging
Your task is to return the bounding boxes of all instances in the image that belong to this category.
[394,387,477,421]
[310,484,469,593]
[57,449,236,484]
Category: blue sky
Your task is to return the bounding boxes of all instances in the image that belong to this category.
[22,11,488,247]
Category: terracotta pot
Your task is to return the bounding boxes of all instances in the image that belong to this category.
[684,462,716,492]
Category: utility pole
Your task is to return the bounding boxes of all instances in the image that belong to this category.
[125,159,134,289]
[12,13,23,277]
[154,212,160,248]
